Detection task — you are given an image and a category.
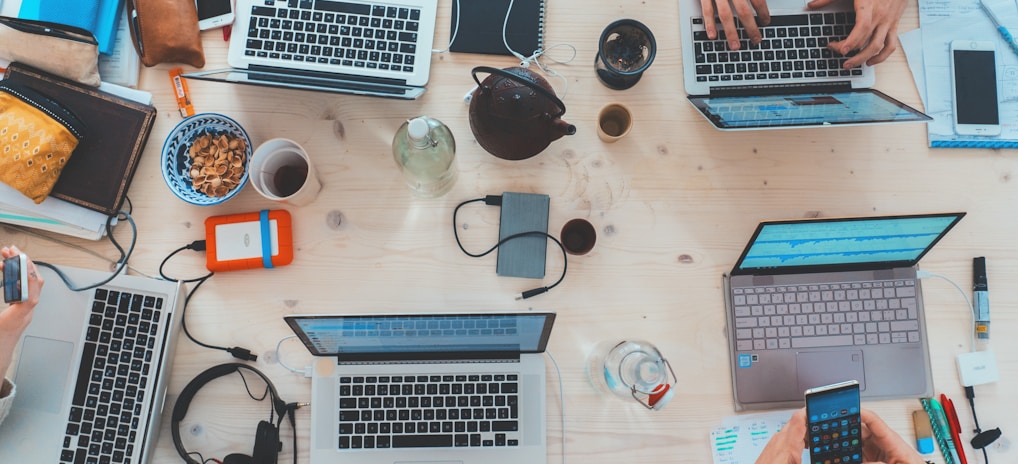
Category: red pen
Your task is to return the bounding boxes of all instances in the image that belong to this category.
[940,393,969,464]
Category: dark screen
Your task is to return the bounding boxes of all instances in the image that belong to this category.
[196,0,232,20]
[953,50,999,125]
[3,256,22,302]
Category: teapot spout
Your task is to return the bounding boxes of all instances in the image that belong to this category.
[552,118,577,140]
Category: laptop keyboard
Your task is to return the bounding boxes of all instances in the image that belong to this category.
[691,13,863,83]
[338,373,521,449]
[61,289,163,464]
[246,0,422,73]
[732,279,920,351]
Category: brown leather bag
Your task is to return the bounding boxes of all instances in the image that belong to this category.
[127,0,205,68]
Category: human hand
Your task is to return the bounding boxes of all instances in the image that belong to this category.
[754,408,807,464]
[808,0,908,69]
[859,409,925,464]
[700,0,771,50]
[0,245,44,377]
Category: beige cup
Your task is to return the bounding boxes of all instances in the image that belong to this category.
[249,138,321,206]
[596,103,633,142]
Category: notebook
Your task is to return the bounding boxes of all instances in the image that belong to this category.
[722,213,965,410]
[0,264,185,463]
[3,63,157,216]
[449,0,544,57]
[284,312,556,464]
[677,0,932,130]
[184,0,438,99]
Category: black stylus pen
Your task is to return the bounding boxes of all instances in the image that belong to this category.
[973,257,989,340]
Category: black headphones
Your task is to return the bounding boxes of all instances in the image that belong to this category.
[171,363,295,464]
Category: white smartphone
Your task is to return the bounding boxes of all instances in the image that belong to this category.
[3,254,28,304]
[196,0,235,31]
[805,380,862,464]
[950,40,1001,136]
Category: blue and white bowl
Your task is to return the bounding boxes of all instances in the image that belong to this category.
[161,113,252,206]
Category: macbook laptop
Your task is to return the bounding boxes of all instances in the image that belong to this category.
[184,0,438,99]
[678,0,932,129]
[0,264,185,463]
[722,213,965,410]
[284,312,555,464]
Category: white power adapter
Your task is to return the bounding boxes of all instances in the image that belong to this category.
[957,350,999,386]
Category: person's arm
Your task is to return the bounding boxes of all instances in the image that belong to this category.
[0,245,43,428]
[700,0,771,50]
[859,409,926,464]
[0,378,14,427]
[754,409,807,464]
[808,0,909,68]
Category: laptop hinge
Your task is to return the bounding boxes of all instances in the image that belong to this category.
[709,81,853,98]
[248,64,410,87]
[335,351,522,364]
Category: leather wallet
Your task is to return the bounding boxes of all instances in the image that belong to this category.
[127,0,205,68]
[0,16,101,87]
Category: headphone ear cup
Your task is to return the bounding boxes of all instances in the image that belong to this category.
[222,454,253,464]
[252,420,280,464]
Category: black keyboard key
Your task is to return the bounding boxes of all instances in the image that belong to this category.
[72,343,97,407]
[492,421,518,432]
[392,435,453,448]
[316,0,370,15]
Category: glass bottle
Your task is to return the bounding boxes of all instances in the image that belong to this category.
[392,116,457,197]
[587,339,676,409]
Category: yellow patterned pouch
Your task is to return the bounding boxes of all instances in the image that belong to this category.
[0,81,85,203]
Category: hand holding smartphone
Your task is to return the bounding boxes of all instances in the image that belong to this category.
[197,0,235,31]
[950,40,1001,136]
[805,380,862,464]
[3,254,28,304]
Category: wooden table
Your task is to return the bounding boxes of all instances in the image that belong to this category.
[3,1,1015,463]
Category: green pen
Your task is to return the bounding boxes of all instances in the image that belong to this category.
[926,398,961,464]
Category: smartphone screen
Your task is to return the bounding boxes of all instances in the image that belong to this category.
[3,255,25,303]
[953,48,999,126]
[806,381,862,464]
[196,0,233,21]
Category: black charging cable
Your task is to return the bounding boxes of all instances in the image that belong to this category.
[35,210,138,292]
[965,385,1002,463]
[453,196,567,299]
[159,240,257,361]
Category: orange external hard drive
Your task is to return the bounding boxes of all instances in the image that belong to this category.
[204,209,293,272]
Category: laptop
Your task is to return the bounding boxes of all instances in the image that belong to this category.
[184,0,438,99]
[722,212,965,410]
[0,264,185,462]
[284,312,556,464]
[677,0,932,129]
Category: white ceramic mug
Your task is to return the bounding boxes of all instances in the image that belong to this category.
[249,138,322,206]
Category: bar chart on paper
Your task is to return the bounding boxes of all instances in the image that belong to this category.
[709,410,809,464]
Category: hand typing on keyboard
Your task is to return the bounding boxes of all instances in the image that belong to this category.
[809,0,908,69]
[700,0,771,50]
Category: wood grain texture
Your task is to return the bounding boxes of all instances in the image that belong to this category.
[3,1,1016,463]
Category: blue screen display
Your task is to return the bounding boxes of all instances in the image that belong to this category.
[738,215,959,270]
[693,90,929,128]
[293,314,551,355]
[806,384,862,464]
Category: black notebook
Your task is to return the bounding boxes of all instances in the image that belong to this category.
[449,0,544,57]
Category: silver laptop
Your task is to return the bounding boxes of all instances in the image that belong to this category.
[722,213,965,410]
[678,0,931,129]
[184,0,438,99]
[0,264,185,462]
[284,312,555,464]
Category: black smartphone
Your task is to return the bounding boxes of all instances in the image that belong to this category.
[950,40,1000,136]
[3,254,28,303]
[805,380,862,464]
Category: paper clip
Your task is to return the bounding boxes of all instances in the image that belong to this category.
[169,68,195,117]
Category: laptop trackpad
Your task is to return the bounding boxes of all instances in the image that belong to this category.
[795,350,865,393]
[13,336,75,414]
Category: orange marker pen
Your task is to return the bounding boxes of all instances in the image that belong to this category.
[169,67,195,117]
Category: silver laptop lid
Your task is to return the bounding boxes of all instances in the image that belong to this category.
[678,0,875,96]
[730,213,966,277]
[285,312,556,361]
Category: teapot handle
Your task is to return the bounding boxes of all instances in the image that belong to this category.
[471,66,566,119]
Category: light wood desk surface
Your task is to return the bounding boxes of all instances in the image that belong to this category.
[4,1,1017,462]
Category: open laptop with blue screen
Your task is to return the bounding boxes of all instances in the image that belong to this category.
[678,0,932,129]
[722,213,965,410]
[284,312,556,464]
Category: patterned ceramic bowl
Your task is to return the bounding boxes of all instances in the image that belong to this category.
[161,113,252,206]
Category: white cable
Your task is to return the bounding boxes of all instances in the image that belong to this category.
[545,350,566,464]
[917,270,976,352]
[431,0,460,53]
[275,335,308,375]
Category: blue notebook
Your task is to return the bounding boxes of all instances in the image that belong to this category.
[19,0,124,55]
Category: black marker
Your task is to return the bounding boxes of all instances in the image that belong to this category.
[973,257,989,340]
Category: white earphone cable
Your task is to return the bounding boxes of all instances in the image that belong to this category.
[545,350,566,464]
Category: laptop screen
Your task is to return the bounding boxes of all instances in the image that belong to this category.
[285,313,556,358]
[731,213,965,275]
[688,89,932,130]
